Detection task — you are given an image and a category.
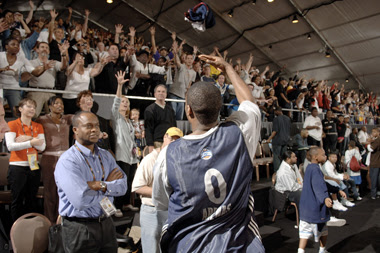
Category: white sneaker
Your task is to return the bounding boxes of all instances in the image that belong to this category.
[341,199,355,207]
[327,216,346,227]
[356,196,362,201]
[332,201,348,211]
[123,204,139,212]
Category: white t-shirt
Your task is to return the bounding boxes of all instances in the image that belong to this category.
[131,149,160,206]
[29,58,62,88]
[322,160,344,181]
[344,149,361,177]
[303,115,322,141]
[63,68,92,99]
[0,52,35,90]
[357,130,369,144]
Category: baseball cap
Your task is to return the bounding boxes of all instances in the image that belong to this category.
[344,115,350,118]
[159,46,168,51]
[141,45,150,51]
[166,127,184,138]
[136,50,149,57]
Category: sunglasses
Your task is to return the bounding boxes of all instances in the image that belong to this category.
[77,43,86,47]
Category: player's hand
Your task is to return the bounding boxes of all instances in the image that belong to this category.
[325,198,332,208]
[106,168,124,182]
[198,54,229,72]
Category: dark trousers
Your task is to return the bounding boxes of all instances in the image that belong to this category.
[114,161,137,209]
[286,190,302,207]
[323,134,337,155]
[40,155,60,224]
[272,144,288,172]
[307,136,320,147]
[63,98,79,115]
[370,167,380,198]
[7,165,41,221]
[62,217,117,253]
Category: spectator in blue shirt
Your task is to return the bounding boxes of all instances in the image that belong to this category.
[55,111,127,252]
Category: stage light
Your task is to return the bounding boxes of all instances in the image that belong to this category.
[252,0,257,5]
[307,34,311,40]
[268,0,274,2]
[292,15,299,24]
[345,78,349,83]
[325,51,331,58]
[107,0,113,3]
[228,9,234,18]
[269,45,272,49]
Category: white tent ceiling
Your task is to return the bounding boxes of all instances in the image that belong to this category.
[5,0,380,93]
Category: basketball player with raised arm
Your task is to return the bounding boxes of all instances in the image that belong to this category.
[152,54,264,252]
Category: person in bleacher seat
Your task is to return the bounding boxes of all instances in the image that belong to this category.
[275,151,303,207]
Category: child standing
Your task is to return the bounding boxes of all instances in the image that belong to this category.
[345,140,362,194]
[130,108,145,157]
[298,147,332,253]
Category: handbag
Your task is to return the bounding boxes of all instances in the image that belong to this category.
[349,155,361,172]
[48,224,65,253]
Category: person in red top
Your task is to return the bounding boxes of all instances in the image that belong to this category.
[5,98,46,221]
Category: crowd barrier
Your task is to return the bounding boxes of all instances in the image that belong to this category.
[2,87,378,126]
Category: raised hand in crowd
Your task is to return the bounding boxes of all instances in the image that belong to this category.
[115,70,129,86]
[171,31,176,41]
[50,9,58,20]
[0,18,9,33]
[58,40,70,53]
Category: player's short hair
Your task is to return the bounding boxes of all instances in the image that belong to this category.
[186,81,222,125]
[309,147,321,157]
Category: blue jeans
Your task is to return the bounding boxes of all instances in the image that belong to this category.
[369,167,380,198]
[342,179,359,199]
[169,93,185,120]
[3,89,21,117]
[140,204,168,253]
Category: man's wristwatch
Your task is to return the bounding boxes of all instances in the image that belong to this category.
[100,181,107,191]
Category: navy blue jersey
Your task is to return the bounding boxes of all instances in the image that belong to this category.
[161,121,263,252]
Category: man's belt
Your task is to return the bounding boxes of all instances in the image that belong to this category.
[63,215,108,223]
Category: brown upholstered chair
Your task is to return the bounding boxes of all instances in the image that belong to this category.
[10,213,51,253]
[252,143,265,181]
[0,153,12,204]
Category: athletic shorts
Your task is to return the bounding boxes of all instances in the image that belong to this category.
[299,220,328,242]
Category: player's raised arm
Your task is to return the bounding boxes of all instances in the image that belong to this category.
[198,54,255,104]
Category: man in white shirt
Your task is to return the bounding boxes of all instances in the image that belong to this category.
[168,41,196,120]
[343,115,352,152]
[132,127,183,253]
[303,107,323,147]
[275,151,303,206]
[23,41,69,117]
[358,126,370,146]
